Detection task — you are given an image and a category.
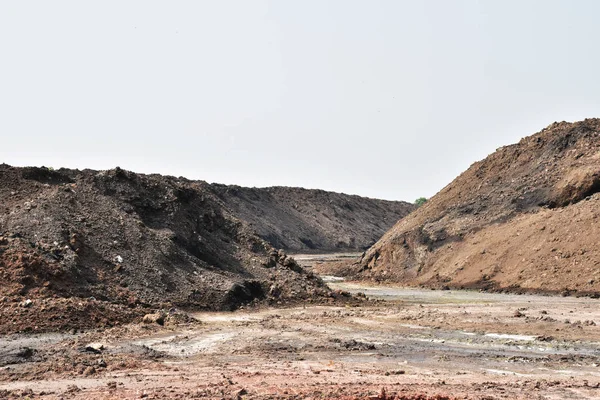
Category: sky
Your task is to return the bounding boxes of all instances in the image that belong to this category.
[1,1,599,201]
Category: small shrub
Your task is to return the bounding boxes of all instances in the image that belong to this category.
[414,197,427,207]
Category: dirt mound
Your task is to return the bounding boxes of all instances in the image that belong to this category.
[0,165,333,332]
[211,185,414,252]
[352,118,600,295]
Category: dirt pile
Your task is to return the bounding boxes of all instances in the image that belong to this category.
[0,165,334,332]
[352,118,600,295]
[211,185,414,252]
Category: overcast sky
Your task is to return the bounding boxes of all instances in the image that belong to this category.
[1,1,599,201]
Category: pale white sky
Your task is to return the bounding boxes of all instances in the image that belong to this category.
[1,1,599,201]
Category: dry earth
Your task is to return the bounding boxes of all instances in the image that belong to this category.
[352,119,600,296]
[2,256,600,399]
[211,186,414,252]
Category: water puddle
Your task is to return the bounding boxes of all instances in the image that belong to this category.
[197,314,261,322]
[0,333,71,351]
[484,333,537,341]
[321,276,345,283]
[485,368,530,377]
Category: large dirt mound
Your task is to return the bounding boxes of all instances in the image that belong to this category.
[212,185,414,252]
[353,118,600,296]
[0,165,336,332]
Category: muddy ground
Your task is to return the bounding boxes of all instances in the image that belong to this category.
[1,256,600,399]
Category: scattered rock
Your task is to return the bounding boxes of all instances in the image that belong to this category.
[340,339,376,351]
[20,299,33,308]
[66,385,81,393]
[84,343,105,353]
[142,312,166,326]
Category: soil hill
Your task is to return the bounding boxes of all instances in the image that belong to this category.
[212,185,414,252]
[352,118,600,296]
[0,165,335,333]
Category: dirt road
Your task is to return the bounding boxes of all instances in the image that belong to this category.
[2,275,600,399]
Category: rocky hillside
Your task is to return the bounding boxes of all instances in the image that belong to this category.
[0,166,335,333]
[212,185,414,252]
[352,119,600,296]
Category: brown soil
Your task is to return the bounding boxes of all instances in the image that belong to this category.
[352,118,600,296]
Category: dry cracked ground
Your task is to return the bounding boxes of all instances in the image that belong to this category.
[1,255,600,400]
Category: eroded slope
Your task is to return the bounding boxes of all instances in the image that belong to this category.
[354,119,600,295]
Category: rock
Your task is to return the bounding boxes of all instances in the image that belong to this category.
[20,299,33,308]
[268,285,281,297]
[83,366,96,376]
[17,347,34,358]
[536,335,554,342]
[115,255,124,263]
[86,342,105,353]
[65,385,81,393]
[142,312,166,325]
[277,249,287,260]
[341,339,376,351]
[235,388,248,398]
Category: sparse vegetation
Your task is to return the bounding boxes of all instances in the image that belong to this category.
[414,197,427,207]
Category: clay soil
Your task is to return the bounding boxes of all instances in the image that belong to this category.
[2,258,600,399]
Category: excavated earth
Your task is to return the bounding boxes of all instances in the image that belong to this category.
[211,185,414,252]
[1,165,391,335]
[347,118,600,296]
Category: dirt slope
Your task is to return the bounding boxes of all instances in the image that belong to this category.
[212,185,414,252]
[353,118,600,296]
[0,165,334,333]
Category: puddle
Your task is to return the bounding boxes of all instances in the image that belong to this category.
[485,368,530,377]
[197,314,261,322]
[291,253,361,263]
[484,333,537,341]
[0,333,71,351]
[327,281,499,303]
[321,276,345,283]
[399,324,428,330]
